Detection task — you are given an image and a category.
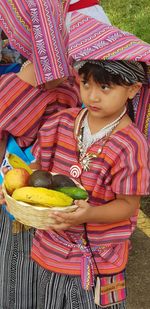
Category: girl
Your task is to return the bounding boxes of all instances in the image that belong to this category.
[30,60,149,309]
[29,16,150,309]
[0,1,80,308]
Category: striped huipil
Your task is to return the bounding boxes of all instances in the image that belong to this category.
[31,108,150,284]
[0,0,70,85]
[0,73,80,147]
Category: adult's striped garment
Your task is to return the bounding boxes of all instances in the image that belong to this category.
[0,73,80,147]
[0,0,70,85]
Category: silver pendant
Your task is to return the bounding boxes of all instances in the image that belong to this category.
[80,153,97,171]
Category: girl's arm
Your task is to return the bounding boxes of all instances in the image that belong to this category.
[81,194,140,224]
[48,194,140,230]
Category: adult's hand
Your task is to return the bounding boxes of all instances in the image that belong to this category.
[0,167,9,205]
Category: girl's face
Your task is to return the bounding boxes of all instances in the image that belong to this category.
[79,74,141,122]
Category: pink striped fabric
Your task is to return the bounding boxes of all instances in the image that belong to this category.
[68,12,150,64]
[68,12,150,140]
[31,108,150,279]
[0,0,70,85]
[0,73,80,147]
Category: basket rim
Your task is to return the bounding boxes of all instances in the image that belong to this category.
[2,184,79,211]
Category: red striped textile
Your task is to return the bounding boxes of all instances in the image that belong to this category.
[0,0,70,85]
[31,108,150,277]
[0,73,80,147]
[68,0,99,12]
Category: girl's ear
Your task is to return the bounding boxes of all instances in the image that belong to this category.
[128,82,142,99]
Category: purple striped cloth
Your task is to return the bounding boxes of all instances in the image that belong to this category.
[0,73,80,147]
[0,0,70,85]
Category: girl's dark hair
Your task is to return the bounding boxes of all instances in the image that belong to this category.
[78,62,148,122]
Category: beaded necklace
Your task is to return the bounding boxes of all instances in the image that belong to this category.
[70,107,127,178]
[20,60,31,72]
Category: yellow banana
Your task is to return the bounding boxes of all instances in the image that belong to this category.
[12,187,73,207]
[7,153,33,175]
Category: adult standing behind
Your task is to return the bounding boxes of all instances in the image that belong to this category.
[0,0,70,84]
[0,1,80,308]
[0,0,81,166]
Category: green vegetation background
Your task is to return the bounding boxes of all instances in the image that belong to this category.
[102,0,150,43]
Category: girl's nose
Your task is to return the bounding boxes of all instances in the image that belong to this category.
[89,88,100,102]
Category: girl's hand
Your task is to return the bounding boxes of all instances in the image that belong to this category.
[48,200,91,231]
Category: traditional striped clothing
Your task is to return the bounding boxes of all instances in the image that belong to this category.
[0,0,70,85]
[0,2,81,308]
[30,265,126,309]
[0,210,39,309]
[31,108,149,306]
[68,12,150,64]
[0,73,80,147]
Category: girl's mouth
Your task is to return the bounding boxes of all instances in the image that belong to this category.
[89,106,101,111]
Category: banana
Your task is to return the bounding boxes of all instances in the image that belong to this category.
[7,153,33,175]
[12,187,73,207]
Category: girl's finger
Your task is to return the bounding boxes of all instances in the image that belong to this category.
[52,216,65,224]
[50,212,69,220]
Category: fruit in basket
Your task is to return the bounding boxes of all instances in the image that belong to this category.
[12,187,73,207]
[4,168,30,195]
[52,174,77,188]
[29,170,53,189]
[7,153,32,175]
[56,187,88,200]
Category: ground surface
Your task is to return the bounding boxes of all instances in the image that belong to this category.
[126,198,150,309]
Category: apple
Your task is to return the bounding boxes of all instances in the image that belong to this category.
[4,168,30,195]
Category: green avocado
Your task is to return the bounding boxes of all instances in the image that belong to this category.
[52,174,77,189]
[56,187,88,200]
[29,170,53,189]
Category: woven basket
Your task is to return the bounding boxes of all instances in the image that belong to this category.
[2,184,78,229]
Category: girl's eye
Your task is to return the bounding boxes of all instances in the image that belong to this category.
[100,84,110,90]
[81,80,90,88]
